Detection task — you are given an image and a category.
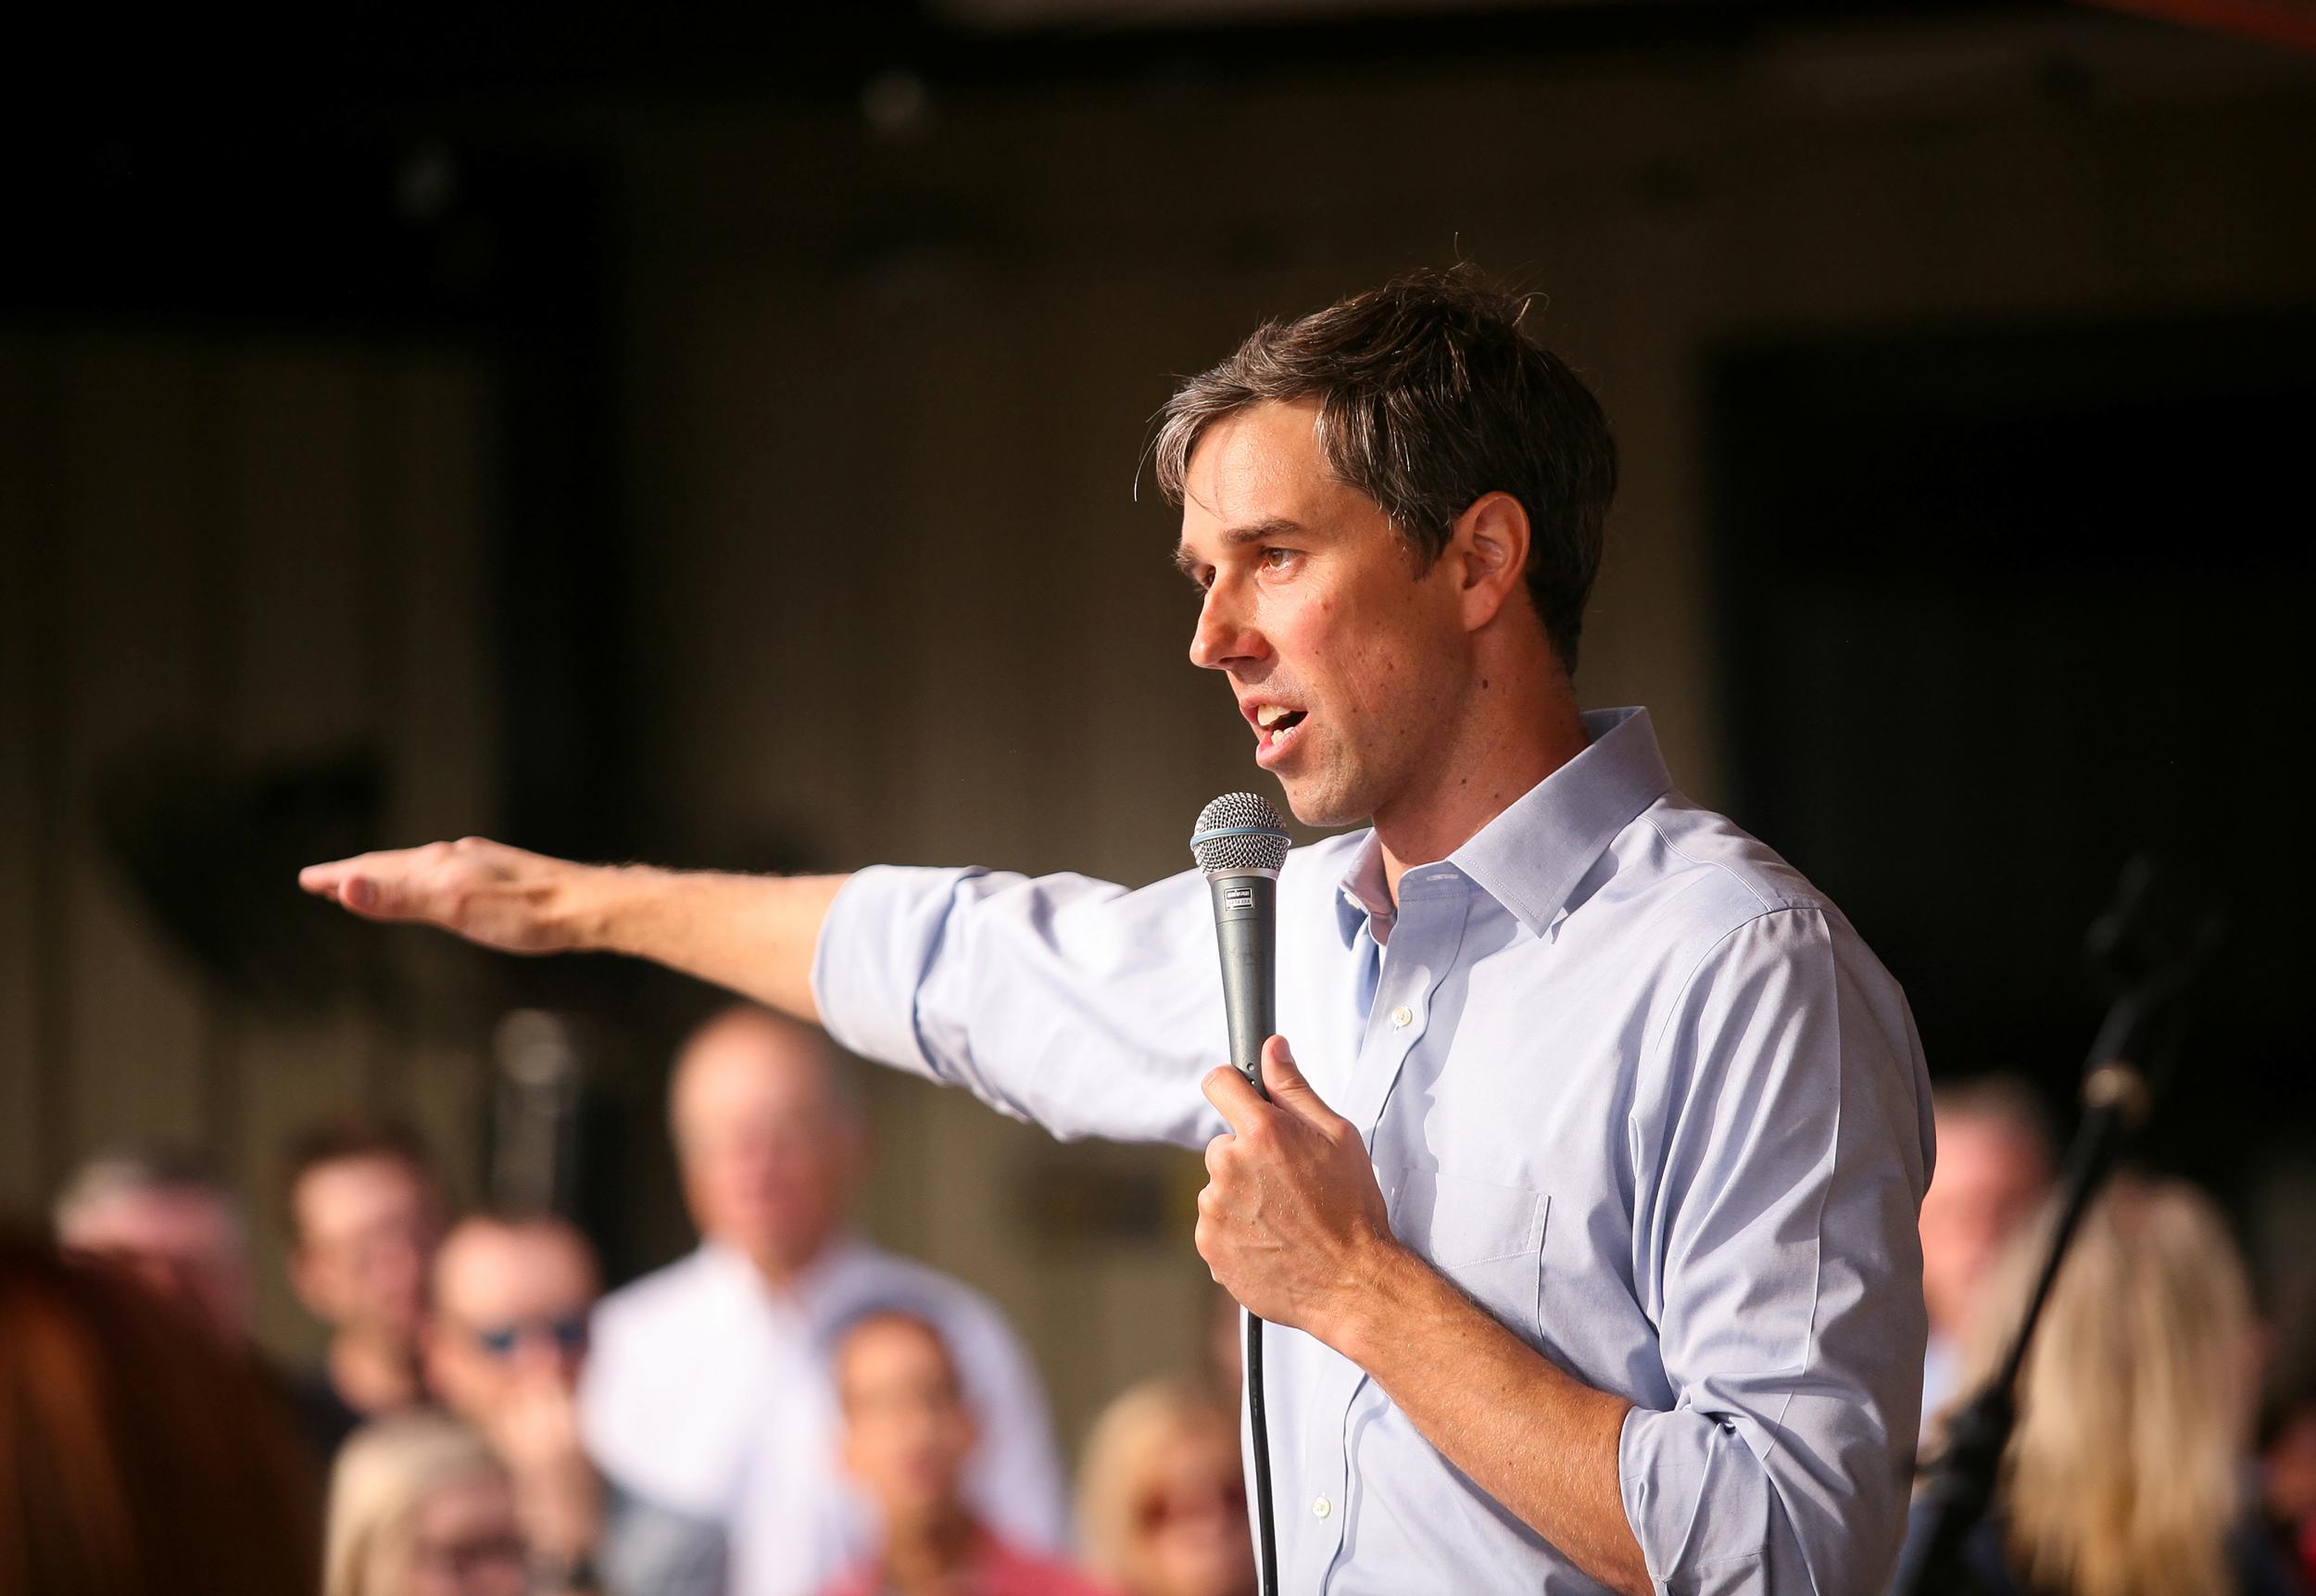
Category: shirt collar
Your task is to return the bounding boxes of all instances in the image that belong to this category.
[1332,707,1672,944]
[699,1235,872,1315]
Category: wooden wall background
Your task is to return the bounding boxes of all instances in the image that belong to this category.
[4,6,2313,1451]
[0,333,503,1353]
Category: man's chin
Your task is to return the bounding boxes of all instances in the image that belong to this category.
[1275,775,1366,833]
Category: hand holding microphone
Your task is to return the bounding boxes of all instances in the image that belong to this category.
[1189,792,1397,1336]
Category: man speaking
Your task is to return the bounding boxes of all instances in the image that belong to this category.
[303,266,1932,1595]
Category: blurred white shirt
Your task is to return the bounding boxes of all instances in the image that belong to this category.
[581,1238,1068,1596]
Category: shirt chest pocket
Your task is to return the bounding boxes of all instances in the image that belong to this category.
[1383,1166,1550,1342]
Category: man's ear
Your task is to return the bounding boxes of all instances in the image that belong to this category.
[1451,492,1531,632]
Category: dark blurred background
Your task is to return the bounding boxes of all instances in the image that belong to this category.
[5,0,2314,1448]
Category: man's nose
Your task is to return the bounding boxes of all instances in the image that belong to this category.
[1188,583,1266,672]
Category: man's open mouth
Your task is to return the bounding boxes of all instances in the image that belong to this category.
[1252,704,1308,760]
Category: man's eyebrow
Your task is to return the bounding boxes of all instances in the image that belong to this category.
[1172,518,1304,573]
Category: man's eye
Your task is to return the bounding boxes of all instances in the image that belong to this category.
[1260,547,1295,570]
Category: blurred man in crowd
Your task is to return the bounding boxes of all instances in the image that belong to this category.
[582,1005,1067,1596]
[1918,1075,2055,1428]
[427,1213,606,1595]
[285,1114,447,1460]
[820,1309,1108,1596]
[428,1211,725,1596]
[53,1144,255,1346]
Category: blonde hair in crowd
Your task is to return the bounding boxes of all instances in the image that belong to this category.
[1076,1375,1239,1590]
[1948,1175,2256,1596]
[323,1412,508,1596]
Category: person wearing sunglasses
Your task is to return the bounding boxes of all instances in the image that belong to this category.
[425,1212,725,1596]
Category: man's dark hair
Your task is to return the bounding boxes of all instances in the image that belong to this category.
[278,1113,439,1244]
[1153,264,1617,672]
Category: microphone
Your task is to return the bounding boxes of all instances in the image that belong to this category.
[1189,791,1292,1596]
[1189,792,1294,1090]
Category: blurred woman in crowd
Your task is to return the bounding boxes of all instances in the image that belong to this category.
[0,1232,318,1596]
[1076,1376,1255,1596]
[1928,1175,2302,1596]
[325,1412,533,1596]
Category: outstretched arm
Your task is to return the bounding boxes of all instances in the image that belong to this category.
[298,838,848,1022]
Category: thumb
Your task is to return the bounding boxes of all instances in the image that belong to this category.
[1259,1036,1327,1115]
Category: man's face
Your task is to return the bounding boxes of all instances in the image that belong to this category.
[58,1189,252,1345]
[289,1155,442,1344]
[837,1315,976,1531]
[1919,1116,2051,1338]
[1176,399,1472,830]
[427,1219,598,1426]
[673,1016,859,1274]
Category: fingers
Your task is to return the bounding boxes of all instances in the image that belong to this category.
[1202,1064,1267,1131]
[299,854,396,915]
[296,859,352,897]
[299,843,464,923]
[1259,1035,1315,1104]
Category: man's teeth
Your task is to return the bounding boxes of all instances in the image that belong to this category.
[1255,705,1296,729]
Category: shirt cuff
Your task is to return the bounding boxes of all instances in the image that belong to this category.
[811,863,980,1079]
[1618,1403,1772,1593]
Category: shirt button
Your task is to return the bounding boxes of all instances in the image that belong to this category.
[1391,1005,1414,1028]
[1313,1496,1332,1518]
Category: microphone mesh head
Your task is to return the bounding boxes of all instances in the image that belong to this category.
[1190,792,1292,877]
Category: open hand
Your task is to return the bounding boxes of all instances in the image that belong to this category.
[1197,1036,1398,1346]
[298,837,593,955]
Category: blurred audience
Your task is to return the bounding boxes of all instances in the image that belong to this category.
[52,1144,254,1346]
[1919,1075,2055,1428]
[285,1114,449,1459]
[427,1211,724,1596]
[819,1308,1111,1596]
[2260,1356,2316,1590]
[581,1005,1066,1596]
[1916,1175,2301,1596]
[1076,1376,1254,1596]
[0,1231,319,1596]
[325,1412,528,1596]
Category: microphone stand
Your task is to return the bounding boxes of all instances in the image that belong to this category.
[1894,861,2216,1596]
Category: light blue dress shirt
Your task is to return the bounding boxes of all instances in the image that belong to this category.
[813,708,1933,1595]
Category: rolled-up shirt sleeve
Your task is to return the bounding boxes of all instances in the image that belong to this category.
[811,863,1227,1150]
[1618,906,1932,1596]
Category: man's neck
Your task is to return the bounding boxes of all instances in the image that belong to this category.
[1376,647,1589,904]
[730,1233,837,1296]
[328,1331,424,1414]
[881,1504,979,1595]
